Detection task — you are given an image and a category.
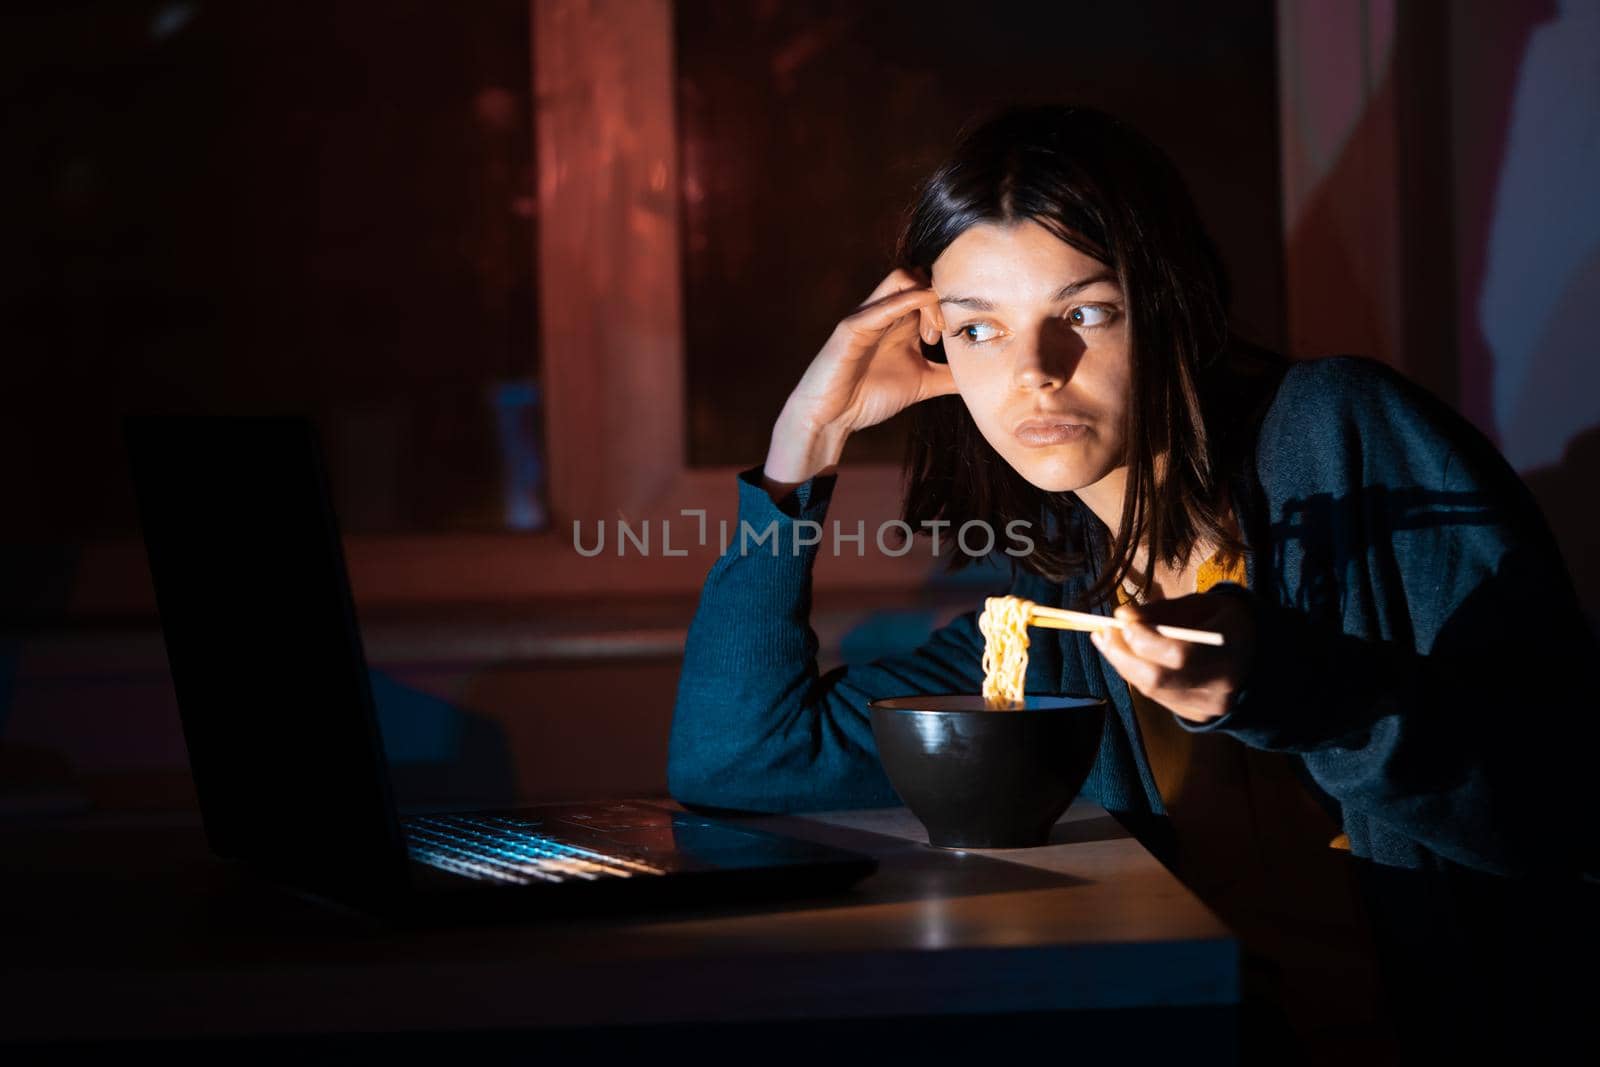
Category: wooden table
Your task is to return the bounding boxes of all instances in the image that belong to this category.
[0,799,1239,1058]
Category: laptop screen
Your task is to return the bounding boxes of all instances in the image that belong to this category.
[126,416,407,884]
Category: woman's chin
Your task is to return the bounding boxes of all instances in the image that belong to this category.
[1013,457,1104,494]
[1031,477,1090,493]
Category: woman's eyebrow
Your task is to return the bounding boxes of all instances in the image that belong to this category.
[938,272,1119,311]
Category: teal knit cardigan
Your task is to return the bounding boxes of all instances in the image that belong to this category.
[667,355,1597,884]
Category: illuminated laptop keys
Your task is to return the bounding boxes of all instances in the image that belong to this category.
[403,814,668,885]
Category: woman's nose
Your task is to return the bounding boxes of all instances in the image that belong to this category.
[1014,356,1061,390]
[1013,322,1084,389]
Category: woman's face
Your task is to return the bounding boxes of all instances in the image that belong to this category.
[930,219,1130,494]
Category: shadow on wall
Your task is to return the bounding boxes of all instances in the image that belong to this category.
[1466,2,1600,473]
[1521,425,1600,636]
[1488,241,1600,635]
[1459,0,1593,633]
[1284,0,1599,630]
[1463,2,1600,635]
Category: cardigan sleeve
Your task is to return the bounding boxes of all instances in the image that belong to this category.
[666,465,991,814]
[1181,356,1599,880]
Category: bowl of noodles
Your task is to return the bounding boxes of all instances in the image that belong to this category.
[867,597,1107,849]
[868,692,1106,849]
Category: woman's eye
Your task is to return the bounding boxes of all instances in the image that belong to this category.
[956,322,1001,345]
[1068,304,1116,328]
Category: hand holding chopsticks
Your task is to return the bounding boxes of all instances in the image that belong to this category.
[1024,601,1226,647]
[978,592,1247,723]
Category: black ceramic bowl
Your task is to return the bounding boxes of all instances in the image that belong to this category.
[868,693,1107,849]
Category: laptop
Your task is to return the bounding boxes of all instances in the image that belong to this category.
[123,415,877,925]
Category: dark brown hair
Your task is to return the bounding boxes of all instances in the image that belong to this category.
[897,104,1270,609]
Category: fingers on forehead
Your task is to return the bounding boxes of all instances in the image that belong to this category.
[850,286,939,329]
[866,267,924,302]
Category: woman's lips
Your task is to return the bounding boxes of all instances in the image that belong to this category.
[1013,418,1089,447]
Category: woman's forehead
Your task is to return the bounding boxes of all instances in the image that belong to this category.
[931,220,1116,306]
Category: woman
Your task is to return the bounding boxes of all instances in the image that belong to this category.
[667,106,1596,1059]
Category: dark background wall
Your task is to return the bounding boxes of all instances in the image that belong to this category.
[1,0,538,549]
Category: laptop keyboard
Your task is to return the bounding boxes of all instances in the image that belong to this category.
[404,813,668,886]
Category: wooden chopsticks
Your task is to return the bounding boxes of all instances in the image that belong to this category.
[1025,602,1225,647]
